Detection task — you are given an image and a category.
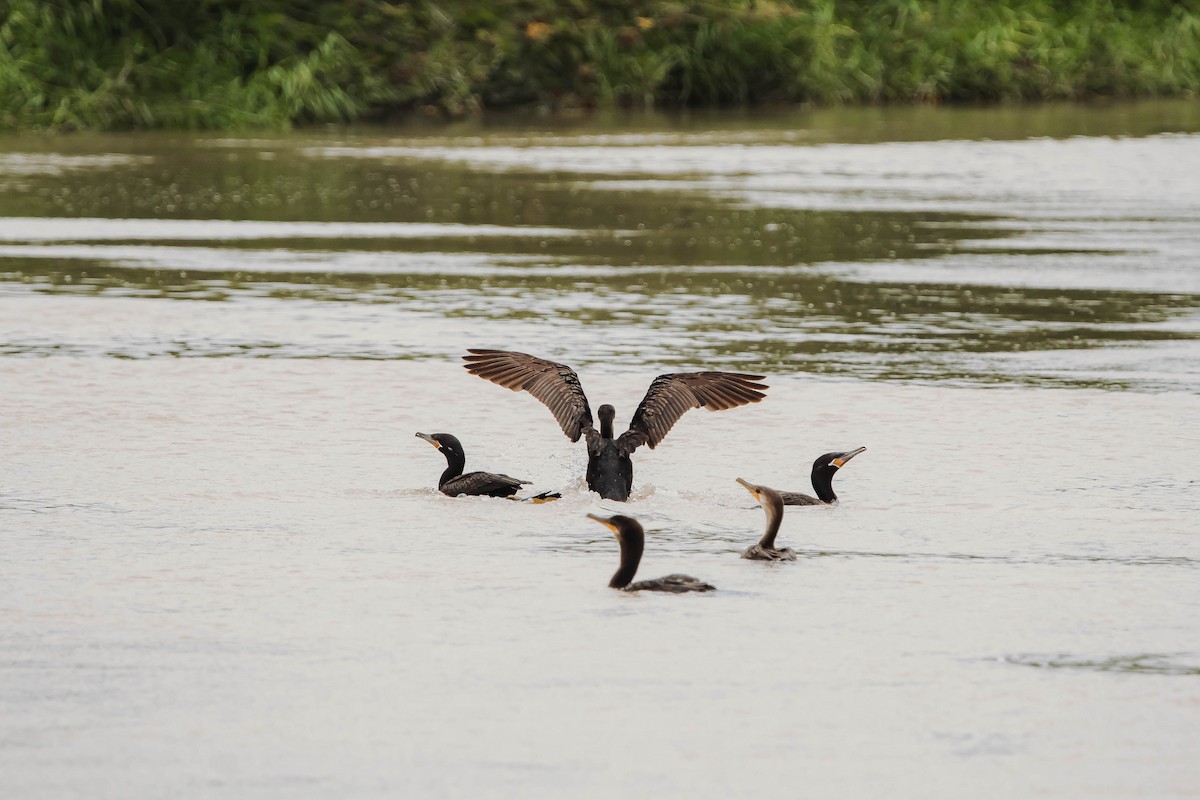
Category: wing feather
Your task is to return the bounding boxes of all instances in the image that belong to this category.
[442,471,528,497]
[620,371,767,451]
[462,349,594,442]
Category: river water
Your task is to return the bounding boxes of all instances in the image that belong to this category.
[2,101,1199,798]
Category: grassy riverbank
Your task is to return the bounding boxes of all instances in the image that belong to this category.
[2,0,1198,131]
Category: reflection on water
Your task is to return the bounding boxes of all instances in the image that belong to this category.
[5,255,1191,387]
[1005,653,1200,676]
[2,102,1199,391]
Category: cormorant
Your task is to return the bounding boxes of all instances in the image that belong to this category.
[586,513,716,593]
[416,432,558,500]
[736,478,796,561]
[781,447,867,506]
[463,349,768,501]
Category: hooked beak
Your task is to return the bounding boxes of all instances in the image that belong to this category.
[586,513,619,534]
[735,477,760,500]
[415,432,442,449]
[831,446,867,468]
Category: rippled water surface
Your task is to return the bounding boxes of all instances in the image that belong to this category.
[3,102,1199,798]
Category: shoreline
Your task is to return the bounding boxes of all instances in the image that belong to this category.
[2,0,1198,132]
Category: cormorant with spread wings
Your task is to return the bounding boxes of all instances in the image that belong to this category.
[462,349,769,501]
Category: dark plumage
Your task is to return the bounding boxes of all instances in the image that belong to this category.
[416,432,530,498]
[463,349,768,501]
[736,478,796,561]
[780,447,867,506]
[586,513,716,593]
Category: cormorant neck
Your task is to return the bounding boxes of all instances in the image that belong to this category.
[439,449,465,487]
[609,532,643,588]
[598,404,616,440]
[757,494,784,549]
[811,467,837,503]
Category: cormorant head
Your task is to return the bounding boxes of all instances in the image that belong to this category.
[736,478,784,511]
[812,446,866,479]
[736,477,762,502]
[586,512,643,541]
[597,404,616,425]
[415,432,463,459]
[589,513,646,588]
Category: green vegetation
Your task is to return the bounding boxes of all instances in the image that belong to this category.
[2,0,1199,131]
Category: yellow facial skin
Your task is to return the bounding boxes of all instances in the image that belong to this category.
[415,433,443,450]
[831,447,867,469]
[735,477,762,502]
[586,513,620,535]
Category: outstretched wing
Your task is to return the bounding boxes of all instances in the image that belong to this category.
[462,349,594,442]
[620,371,768,452]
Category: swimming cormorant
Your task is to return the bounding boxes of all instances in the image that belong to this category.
[736,478,796,561]
[781,447,867,506]
[463,349,768,501]
[586,513,716,593]
[416,432,558,500]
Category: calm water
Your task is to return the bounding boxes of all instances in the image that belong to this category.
[2,101,1199,798]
